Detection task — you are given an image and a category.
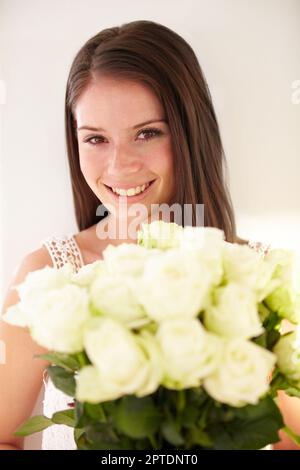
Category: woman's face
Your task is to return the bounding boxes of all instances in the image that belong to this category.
[75,76,175,222]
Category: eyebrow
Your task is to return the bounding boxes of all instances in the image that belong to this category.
[77,119,168,132]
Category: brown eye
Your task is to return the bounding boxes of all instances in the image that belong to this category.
[137,127,163,141]
[84,136,105,145]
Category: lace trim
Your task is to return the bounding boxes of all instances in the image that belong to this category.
[247,239,271,257]
[42,234,84,273]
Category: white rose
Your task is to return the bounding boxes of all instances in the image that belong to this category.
[13,263,74,317]
[136,249,213,322]
[273,330,300,382]
[83,317,162,400]
[156,318,222,389]
[222,243,279,302]
[265,287,300,324]
[203,338,276,406]
[71,260,105,287]
[29,284,90,353]
[2,266,89,354]
[179,226,224,286]
[90,273,147,327]
[203,283,263,339]
[132,329,164,397]
[102,243,151,277]
[137,220,183,249]
[265,249,298,286]
[264,250,300,323]
[76,365,122,403]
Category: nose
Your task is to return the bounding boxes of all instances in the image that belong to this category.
[106,143,143,176]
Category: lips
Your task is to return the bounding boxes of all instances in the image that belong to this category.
[104,179,156,199]
[104,179,156,191]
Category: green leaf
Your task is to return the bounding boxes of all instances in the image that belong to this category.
[14,415,53,436]
[263,311,281,332]
[75,401,86,428]
[84,403,107,422]
[179,405,199,428]
[36,352,81,371]
[187,387,209,407]
[51,409,75,427]
[283,386,300,399]
[161,419,185,446]
[253,332,267,348]
[85,422,120,444]
[258,302,272,322]
[208,396,284,449]
[270,370,300,398]
[74,401,107,428]
[47,365,76,396]
[76,433,89,449]
[188,426,213,448]
[197,399,214,429]
[113,395,161,439]
[266,330,281,350]
[269,368,285,396]
[36,351,91,371]
[75,351,91,368]
[74,427,85,444]
[254,329,281,350]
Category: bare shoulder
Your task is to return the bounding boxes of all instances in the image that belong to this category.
[18,245,54,272]
[11,245,54,284]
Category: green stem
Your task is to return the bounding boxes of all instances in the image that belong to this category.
[176,389,186,413]
[282,426,300,447]
[148,433,159,449]
[76,352,88,368]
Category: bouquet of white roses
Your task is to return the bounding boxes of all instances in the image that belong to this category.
[3,222,300,450]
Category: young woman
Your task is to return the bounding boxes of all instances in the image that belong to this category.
[0,20,299,450]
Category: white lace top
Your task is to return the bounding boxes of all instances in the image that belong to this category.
[40,233,271,450]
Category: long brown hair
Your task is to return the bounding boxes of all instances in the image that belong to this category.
[65,19,246,244]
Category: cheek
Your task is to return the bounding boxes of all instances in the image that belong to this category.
[147,142,174,177]
[79,152,106,181]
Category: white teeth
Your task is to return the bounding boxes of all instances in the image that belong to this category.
[111,182,150,196]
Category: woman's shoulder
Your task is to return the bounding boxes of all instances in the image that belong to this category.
[15,245,54,275]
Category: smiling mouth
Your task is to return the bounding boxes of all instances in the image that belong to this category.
[104,179,156,197]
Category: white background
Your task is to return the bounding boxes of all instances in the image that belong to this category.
[0,0,299,449]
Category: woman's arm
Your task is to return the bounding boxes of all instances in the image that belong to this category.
[274,391,300,449]
[273,319,300,449]
[0,444,21,450]
[0,247,53,450]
